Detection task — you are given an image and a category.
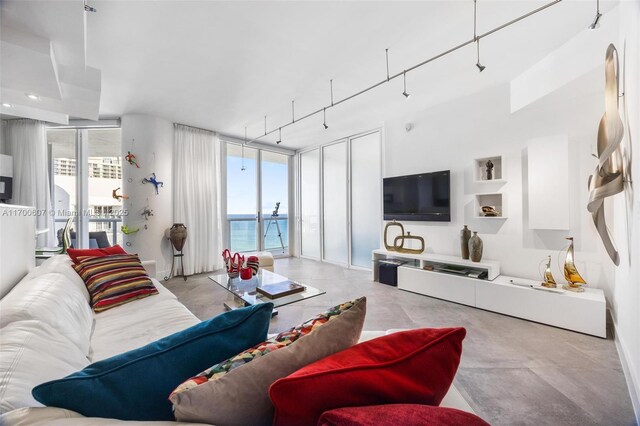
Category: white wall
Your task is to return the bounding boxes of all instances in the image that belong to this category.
[384,78,614,294]
[121,114,173,278]
[612,0,640,418]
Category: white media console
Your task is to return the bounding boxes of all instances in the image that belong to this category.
[372,249,606,338]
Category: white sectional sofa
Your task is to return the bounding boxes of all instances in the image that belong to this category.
[0,255,473,425]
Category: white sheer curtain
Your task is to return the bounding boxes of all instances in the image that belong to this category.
[4,119,55,247]
[173,124,223,274]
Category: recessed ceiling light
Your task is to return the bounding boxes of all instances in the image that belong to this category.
[25,93,40,100]
[1,103,12,108]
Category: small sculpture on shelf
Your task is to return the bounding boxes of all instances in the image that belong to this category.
[563,237,587,292]
[481,206,500,217]
[142,173,164,195]
[383,220,425,254]
[485,159,494,180]
[540,255,557,288]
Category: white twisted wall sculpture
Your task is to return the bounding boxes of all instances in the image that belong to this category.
[587,44,625,266]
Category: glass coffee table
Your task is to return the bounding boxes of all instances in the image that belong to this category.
[209,269,325,316]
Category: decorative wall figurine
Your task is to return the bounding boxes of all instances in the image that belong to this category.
[563,237,587,292]
[485,159,494,180]
[383,220,425,254]
[460,225,471,259]
[143,173,164,195]
[468,232,483,262]
[141,207,154,220]
[540,255,557,288]
[112,187,129,201]
[121,225,140,234]
[587,44,627,266]
[125,151,140,168]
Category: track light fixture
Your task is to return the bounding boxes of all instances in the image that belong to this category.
[323,108,328,129]
[474,0,486,72]
[476,41,486,72]
[241,0,562,146]
[84,0,96,12]
[402,71,411,98]
[589,0,602,29]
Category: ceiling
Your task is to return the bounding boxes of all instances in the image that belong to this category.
[1,0,619,149]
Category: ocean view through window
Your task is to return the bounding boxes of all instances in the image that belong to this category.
[226,144,289,254]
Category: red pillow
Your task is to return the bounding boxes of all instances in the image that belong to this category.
[318,404,489,426]
[67,244,127,264]
[269,328,466,426]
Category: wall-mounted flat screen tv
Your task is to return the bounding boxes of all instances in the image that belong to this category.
[383,170,450,222]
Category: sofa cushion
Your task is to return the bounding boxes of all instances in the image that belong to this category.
[32,303,274,422]
[171,297,366,426]
[23,255,90,302]
[89,282,200,361]
[67,245,127,264]
[0,272,94,355]
[0,407,212,426]
[318,404,489,426]
[0,320,90,414]
[72,254,158,313]
[269,327,466,426]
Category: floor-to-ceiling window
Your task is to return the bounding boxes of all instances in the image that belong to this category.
[225,141,292,255]
[298,129,381,269]
[47,123,122,248]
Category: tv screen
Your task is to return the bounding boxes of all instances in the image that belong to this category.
[383,170,450,222]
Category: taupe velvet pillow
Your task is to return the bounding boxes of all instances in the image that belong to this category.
[170,297,366,426]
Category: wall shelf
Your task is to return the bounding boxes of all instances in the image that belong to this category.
[474,155,503,182]
[474,193,505,219]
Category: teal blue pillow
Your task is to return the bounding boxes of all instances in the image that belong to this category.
[32,303,273,421]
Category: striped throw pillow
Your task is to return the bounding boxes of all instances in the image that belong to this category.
[73,254,158,313]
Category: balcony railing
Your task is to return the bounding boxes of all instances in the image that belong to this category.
[228,213,288,255]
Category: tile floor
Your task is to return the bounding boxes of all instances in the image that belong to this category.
[165,257,637,426]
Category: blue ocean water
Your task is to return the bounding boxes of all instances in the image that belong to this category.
[229,214,288,253]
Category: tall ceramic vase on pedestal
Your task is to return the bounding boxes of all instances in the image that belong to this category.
[460,225,471,259]
[169,223,188,252]
[469,232,483,262]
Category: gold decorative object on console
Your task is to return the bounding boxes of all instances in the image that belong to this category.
[393,232,425,254]
[384,220,404,251]
[383,220,425,254]
[541,255,557,288]
[563,237,587,292]
[587,44,626,266]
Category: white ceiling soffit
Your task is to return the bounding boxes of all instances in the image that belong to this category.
[87,0,620,150]
[510,5,620,113]
[0,0,101,124]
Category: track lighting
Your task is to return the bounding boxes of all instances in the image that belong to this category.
[402,71,410,99]
[240,0,562,146]
[589,0,602,29]
[323,108,328,129]
[474,0,486,72]
[84,0,96,12]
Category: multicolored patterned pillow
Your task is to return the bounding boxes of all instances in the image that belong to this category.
[170,298,359,396]
[72,254,158,313]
